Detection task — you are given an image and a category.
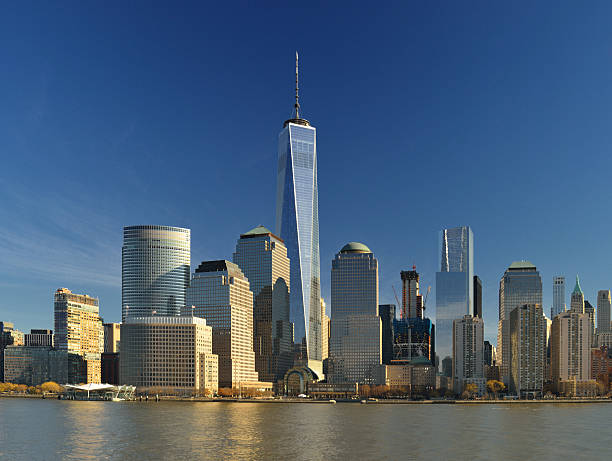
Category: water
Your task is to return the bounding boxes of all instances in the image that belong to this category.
[1,399,611,460]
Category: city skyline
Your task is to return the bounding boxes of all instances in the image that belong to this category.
[5,3,612,346]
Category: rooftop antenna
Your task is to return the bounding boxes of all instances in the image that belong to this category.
[294,51,300,119]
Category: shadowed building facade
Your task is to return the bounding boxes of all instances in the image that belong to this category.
[498,261,542,383]
[233,226,293,382]
[328,242,381,384]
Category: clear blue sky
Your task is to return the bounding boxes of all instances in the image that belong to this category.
[2,1,612,343]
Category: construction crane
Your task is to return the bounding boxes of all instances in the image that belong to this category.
[392,285,402,319]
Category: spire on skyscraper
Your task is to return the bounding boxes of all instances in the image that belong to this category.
[295,51,300,119]
[573,274,583,295]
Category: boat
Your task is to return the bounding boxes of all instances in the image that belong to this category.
[329,399,336,404]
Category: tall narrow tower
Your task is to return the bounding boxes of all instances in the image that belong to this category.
[275,53,322,363]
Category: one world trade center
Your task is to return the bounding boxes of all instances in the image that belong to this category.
[275,53,322,369]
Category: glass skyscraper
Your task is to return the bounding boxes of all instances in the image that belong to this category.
[275,58,321,362]
[497,261,542,382]
[122,225,191,321]
[328,242,381,384]
[436,226,474,376]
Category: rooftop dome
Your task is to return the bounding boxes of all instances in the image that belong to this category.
[340,242,372,253]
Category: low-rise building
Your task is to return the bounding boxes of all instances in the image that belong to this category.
[3,346,84,385]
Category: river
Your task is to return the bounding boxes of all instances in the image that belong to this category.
[0,399,610,460]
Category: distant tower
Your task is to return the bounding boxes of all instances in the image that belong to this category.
[436,226,474,376]
[570,275,584,314]
[452,315,484,394]
[473,276,482,318]
[275,53,322,364]
[498,261,542,384]
[552,276,566,319]
[597,290,611,333]
[401,268,422,319]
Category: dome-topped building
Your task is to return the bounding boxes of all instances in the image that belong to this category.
[340,242,372,253]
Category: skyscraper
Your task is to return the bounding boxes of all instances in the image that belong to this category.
[498,261,542,383]
[597,290,611,333]
[54,288,104,383]
[552,276,566,319]
[122,225,190,321]
[473,276,482,318]
[321,298,330,361]
[509,304,546,398]
[328,242,381,384]
[379,304,395,365]
[570,275,585,313]
[452,315,484,394]
[185,260,260,388]
[551,310,592,393]
[232,225,292,382]
[436,226,474,376]
[275,53,321,363]
[401,269,422,319]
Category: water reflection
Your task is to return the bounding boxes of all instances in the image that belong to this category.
[1,400,611,460]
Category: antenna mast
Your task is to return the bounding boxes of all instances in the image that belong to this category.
[295,51,300,119]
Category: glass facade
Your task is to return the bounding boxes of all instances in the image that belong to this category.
[497,262,542,382]
[275,122,321,361]
[328,244,381,384]
[122,225,190,321]
[435,226,473,376]
[552,276,566,319]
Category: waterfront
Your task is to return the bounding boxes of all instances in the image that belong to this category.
[1,399,611,460]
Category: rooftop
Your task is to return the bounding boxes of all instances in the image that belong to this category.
[340,242,372,253]
[508,261,536,270]
[240,225,284,243]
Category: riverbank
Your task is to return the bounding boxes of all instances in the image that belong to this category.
[3,394,612,404]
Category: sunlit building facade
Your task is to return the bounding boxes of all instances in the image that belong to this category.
[120,316,218,393]
[436,226,474,376]
[328,242,381,384]
[497,261,542,383]
[185,260,260,388]
[232,226,293,382]
[122,225,190,321]
[551,310,592,393]
[54,288,103,383]
[452,315,484,394]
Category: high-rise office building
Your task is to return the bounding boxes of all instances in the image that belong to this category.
[54,288,104,383]
[120,316,218,393]
[321,298,330,361]
[552,276,566,319]
[379,304,396,365]
[452,315,484,394]
[185,260,260,388]
[275,54,321,363]
[597,290,611,333]
[328,242,381,384]
[497,261,542,383]
[584,300,595,341]
[122,225,190,321]
[103,323,121,353]
[436,226,474,376]
[401,269,423,319]
[570,275,585,313]
[473,276,482,318]
[551,310,592,392]
[483,340,493,366]
[509,304,546,398]
[232,225,293,382]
